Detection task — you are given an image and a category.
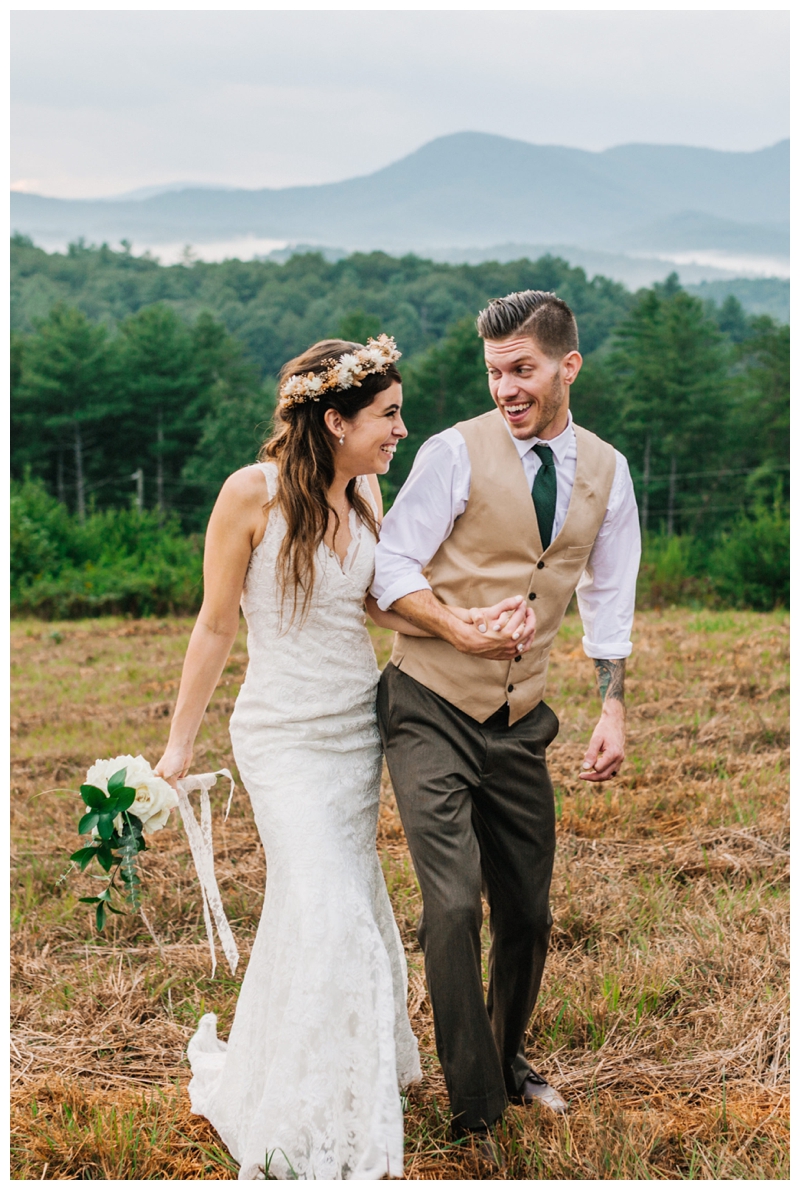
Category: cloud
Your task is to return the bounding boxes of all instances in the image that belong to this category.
[11,10,789,198]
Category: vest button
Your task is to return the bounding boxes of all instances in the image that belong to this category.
[514,655,521,663]
[507,684,514,693]
[528,592,536,600]
[537,560,545,569]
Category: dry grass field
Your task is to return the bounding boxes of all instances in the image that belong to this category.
[11,608,789,1179]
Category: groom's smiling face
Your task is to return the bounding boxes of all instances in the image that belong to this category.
[484,335,581,441]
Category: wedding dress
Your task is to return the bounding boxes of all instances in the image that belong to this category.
[187,461,421,1180]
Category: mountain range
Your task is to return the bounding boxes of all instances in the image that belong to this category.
[11,132,789,266]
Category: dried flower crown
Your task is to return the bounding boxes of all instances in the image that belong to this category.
[279,334,401,407]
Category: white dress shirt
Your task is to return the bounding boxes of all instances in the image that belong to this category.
[372,411,641,659]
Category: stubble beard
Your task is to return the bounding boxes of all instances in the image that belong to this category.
[516,371,566,440]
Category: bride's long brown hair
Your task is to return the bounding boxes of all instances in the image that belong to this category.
[260,339,402,625]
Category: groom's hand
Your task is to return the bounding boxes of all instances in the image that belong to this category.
[446,595,535,657]
[391,590,534,659]
[466,595,536,657]
[580,700,625,782]
[580,658,626,781]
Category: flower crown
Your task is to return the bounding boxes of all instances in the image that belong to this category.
[279,334,401,407]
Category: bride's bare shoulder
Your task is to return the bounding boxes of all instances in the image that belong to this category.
[210,465,272,546]
[219,463,272,504]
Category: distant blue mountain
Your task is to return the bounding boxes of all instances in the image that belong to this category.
[10,131,788,256]
[618,210,787,255]
[105,182,239,202]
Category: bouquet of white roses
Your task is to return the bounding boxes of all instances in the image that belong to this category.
[70,754,179,931]
[68,755,239,976]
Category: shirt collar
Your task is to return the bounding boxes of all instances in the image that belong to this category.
[503,409,575,464]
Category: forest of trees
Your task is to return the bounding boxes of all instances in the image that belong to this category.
[11,237,789,616]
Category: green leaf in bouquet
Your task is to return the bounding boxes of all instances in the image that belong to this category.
[107,768,129,795]
[95,844,115,873]
[80,784,108,809]
[112,787,137,814]
[110,803,140,832]
[78,811,100,836]
[96,902,107,931]
[119,833,142,909]
[79,896,102,904]
[105,904,125,915]
[104,790,137,817]
[122,812,144,837]
[120,813,147,855]
[70,845,101,872]
[96,814,116,841]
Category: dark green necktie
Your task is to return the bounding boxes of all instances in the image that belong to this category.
[532,444,557,550]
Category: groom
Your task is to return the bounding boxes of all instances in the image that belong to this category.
[372,290,640,1149]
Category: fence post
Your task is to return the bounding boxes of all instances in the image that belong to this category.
[156,408,164,512]
[73,421,86,523]
[666,454,677,536]
[130,468,144,512]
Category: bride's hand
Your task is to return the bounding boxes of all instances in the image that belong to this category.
[466,595,536,653]
[154,743,193,790]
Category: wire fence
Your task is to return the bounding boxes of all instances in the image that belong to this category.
[630,464,790,483]
[32,459,789,531]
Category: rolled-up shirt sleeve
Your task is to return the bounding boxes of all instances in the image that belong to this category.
[577,451,640,659]
[371,429,470,611]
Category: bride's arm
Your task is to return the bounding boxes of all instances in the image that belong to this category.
[155,467,267,786]
[366,595,532,639]
[366,593,434,636]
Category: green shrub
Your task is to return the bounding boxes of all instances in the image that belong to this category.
[10,477,68,586]
[11,478,789,619]
[11,478,204,619]
[636,504,790,611]
[708,500,789,611]
[636,533,715,608]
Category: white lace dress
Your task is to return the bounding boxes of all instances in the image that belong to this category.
[186,462,421,1180]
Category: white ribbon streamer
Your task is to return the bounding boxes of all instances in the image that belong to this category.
[175,769,239,978]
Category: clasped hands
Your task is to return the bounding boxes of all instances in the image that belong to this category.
[449,594,535,660]
[448,594,624,783]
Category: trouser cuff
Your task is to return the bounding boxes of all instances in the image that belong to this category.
[448,1089,508,1135]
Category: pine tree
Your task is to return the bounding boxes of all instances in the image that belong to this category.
[606,277,734,536]
[13,305,115,520]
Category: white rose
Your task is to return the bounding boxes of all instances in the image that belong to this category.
[84,753,179,835]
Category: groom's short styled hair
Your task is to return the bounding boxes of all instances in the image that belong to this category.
[476,290,579,358]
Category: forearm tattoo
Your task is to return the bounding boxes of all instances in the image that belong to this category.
[594,658,625,705]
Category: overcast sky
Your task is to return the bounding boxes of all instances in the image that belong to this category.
[11,9,789,200]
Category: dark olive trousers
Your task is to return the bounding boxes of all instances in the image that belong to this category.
[377,663,559,1133]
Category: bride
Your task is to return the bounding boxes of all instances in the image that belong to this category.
[155,334,532,1178]
[155,335,424,1179]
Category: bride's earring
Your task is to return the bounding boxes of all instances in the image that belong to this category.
[339,434,345,445]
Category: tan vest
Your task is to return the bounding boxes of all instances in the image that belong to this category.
[390,409,617,725]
